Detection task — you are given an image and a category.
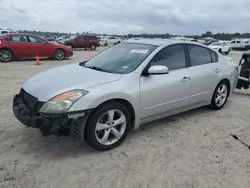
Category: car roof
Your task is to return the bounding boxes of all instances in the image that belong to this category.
[123,38,209,47]
[0,33,42,38]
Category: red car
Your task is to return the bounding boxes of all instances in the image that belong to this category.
[0,33,73,62]
[62,34,100,50]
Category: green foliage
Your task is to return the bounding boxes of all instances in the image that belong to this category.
[16,30,250,41]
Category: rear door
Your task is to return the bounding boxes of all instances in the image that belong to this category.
[6,35,33,57]
[76,35,86,48]
[187,44,221,105]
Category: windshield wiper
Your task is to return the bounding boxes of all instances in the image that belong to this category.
[85,65,113,73]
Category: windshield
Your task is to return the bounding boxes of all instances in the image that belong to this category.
[83,43,157,74]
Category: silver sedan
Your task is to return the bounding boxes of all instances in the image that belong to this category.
[13,39,239,151]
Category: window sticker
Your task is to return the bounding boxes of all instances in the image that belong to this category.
[130,49,148,54]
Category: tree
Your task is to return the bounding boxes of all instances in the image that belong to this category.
[205,31,213,37]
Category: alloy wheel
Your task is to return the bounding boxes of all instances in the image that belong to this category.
[55,50,65,60]
[215,84,228,107]
[0,50,12,62]
[95,109,127,145]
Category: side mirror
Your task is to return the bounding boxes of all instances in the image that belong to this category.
[148,65,169,75]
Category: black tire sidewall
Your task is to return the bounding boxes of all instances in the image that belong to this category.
[211,81,229,110]
[91,44,96,51]
[67,44,73,50]
[0,49,12,62]
[85,102,131,151]
[54,49,65,60]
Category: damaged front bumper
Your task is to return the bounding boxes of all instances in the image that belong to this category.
[12,88,91,140]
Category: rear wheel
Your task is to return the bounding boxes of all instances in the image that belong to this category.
[53,49,65,60]
[90,44,96,51]
[210,81,229,110]
[218,49,222,54]
[104,43,108,47]
[85,102,131,151]
[0,49,13,62]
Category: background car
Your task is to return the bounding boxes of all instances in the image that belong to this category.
[99,39,108,46]
[57,35,71,43]
[107,36,123,45]
[13,40,239,151]
[209,41,231,54]
[0,29,18,35]
[0,33,73,62]
[63,34,100,50]
[230,39,250,51]
[42,35,57,42]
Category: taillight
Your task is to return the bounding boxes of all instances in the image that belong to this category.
[0,40,2,44]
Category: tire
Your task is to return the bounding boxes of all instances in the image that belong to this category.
[53,49,65,60]
[210,80,230,110]
[0,49,13,63]
[85,102,131,151]
[67,44,73,50]
[104,43,108,47]
[90,44,96,51]
[225,50,229,55]
[218,49,222,54]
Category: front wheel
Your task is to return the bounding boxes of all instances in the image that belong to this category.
[53,49,65,60]
[0,49,13,62]
[210,81,229,110]
[85,102,131,151]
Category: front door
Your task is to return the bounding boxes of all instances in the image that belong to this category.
[26,36,53,57]
[187,44,221,105]
[140,44,191,119]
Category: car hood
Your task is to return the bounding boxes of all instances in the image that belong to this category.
[22,63,122,101]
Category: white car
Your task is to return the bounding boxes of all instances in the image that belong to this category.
[99,39,108,46]
[0,29,18,35]
[107,36,122,45]
[230,39,250,50]
[209,42,231,54]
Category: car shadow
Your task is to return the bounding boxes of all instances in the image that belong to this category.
[18,105,218,159]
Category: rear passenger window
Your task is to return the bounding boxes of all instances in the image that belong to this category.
[188,45,212,66]
[150,44,186,71]
[210,50,218,62]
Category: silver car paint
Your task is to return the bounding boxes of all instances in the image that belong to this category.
[22,63,122,101]
[21,40,238,130]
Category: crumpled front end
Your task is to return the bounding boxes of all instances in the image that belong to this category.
[12,88,90,140]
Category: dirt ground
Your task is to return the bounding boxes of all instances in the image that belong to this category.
[0,49,250,188]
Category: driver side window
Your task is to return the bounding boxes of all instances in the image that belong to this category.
[150,44,186,71]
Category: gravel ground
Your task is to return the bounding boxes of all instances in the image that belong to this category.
[0,49,250,188]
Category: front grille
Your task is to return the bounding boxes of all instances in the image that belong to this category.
[20,88,45,113]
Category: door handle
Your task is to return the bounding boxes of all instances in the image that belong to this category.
[214,68,221,73]
[181,77,191,82]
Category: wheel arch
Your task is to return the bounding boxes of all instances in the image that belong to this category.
[218,78,231,96]
[88,98,136,129]
[0,47,14,56]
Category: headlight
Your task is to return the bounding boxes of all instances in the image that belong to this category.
[39,90,88,113]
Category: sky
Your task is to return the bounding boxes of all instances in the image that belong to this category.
[1,0,250,35]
